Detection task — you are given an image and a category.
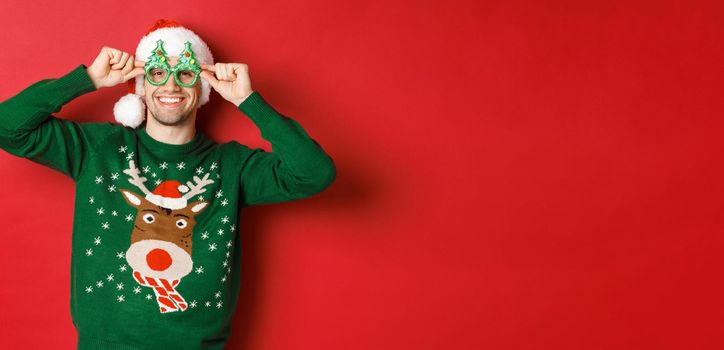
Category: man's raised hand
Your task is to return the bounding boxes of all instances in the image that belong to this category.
[86,47,145,89]
[199,63,254,106]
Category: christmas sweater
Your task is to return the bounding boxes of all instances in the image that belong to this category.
[0,64,336,350]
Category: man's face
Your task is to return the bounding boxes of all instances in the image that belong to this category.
[143,56,201,127]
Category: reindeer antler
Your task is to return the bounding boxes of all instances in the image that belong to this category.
[183,172,215,200]
[123,160,152,195]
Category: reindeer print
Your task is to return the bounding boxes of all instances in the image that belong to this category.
[118,159,213,313]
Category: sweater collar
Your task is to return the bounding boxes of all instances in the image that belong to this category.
[137,126,206,156]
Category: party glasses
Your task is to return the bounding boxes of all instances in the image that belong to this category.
[144,39,202,88]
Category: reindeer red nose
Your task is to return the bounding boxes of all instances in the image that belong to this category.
[146,248,173,271]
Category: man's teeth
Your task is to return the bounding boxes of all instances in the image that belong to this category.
[159,97,183,103]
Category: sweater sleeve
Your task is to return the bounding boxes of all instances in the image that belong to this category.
[0,64,100,181]
[236,91,336,207]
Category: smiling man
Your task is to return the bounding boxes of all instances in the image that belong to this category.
[0,19,336,350]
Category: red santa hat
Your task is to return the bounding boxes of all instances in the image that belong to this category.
[145,180,190,210]
[114,19,215,128]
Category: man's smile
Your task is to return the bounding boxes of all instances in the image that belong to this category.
[156,95,186,108]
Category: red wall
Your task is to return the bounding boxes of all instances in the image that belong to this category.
[1,1,723,349]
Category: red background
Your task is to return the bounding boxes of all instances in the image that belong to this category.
[1,1,723,349]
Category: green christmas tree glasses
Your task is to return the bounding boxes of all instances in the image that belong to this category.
[144,39,202,88]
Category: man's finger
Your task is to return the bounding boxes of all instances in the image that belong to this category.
[112,52,129,69]
[134,60,146,68]
[225,65,235,80]
[200,71,220,90]
[200,64,215,72]
[121,56,135,75]
[123,67,146,82]
[107,48,122,64]
[231,63,248,74]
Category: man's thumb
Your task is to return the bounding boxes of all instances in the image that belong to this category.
[200,71,220,90]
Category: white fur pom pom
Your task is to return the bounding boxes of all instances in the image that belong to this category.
[113,93,146,128]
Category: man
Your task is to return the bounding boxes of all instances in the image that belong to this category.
[0,19,335,350]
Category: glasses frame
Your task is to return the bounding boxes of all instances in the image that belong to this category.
[144,40,202,88]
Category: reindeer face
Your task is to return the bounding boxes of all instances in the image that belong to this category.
[120,189,208,255]
[119,188,208,280]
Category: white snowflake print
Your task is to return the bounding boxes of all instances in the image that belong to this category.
[222,259,228,268]
[221,216,229,224]
[142,165,150,173]
[216,301,223,309]
[226,240,232,248]
[217,228,224,236]
[88,196,95,204]
[116,252,125,259]
[111,210,118,216]
[197,195,205,201]
[214,291,221,299]
[225,251,231,258]
[116,282,124,290]
[176,162,186,170]
[221,276,227,283]
[119,265,128,272]
[85,286,93,293]
[160,162,168,169]
[221,199,228,207]
[133,286,141,294]
[216,173,220,179]
[196,167,204,174]
[85,248,93,256]
[189,300,197,308]
[102,222,110,230]
[201,231,209,240]
[94,176,104,184]
[154,179,162,186]
[118,146,127,153]
[93,236,102,245]
[151,172,157,178]
[111,172,119,180]
[209,243,218,251]
[215,190,223,198]
[210,162,218,170]
[125,214,133,222]
[205,301,211,308]
[126,152,134,161]
[96,208,105,215]
[117,295,125,302]
[195,266,204,274]
[107,185,116,192]
[230,224,236,232]
[96,281,104,288]
[146,294,153,300]
[106,273,114,282]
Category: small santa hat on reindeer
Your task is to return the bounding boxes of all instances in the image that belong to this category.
[113,19,214,128]
[145,180,190,210]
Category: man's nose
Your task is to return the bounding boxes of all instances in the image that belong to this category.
[163,73,181,89]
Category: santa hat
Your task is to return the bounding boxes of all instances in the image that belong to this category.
[145,180,190,210]
[114,19,214,128]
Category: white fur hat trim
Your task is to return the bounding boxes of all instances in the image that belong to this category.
[113,93,146,128]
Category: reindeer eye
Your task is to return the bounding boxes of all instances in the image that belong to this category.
[143,213,156,223]
[176,219,188,229]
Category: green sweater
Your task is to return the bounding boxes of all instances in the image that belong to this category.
[0,64,336,350]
